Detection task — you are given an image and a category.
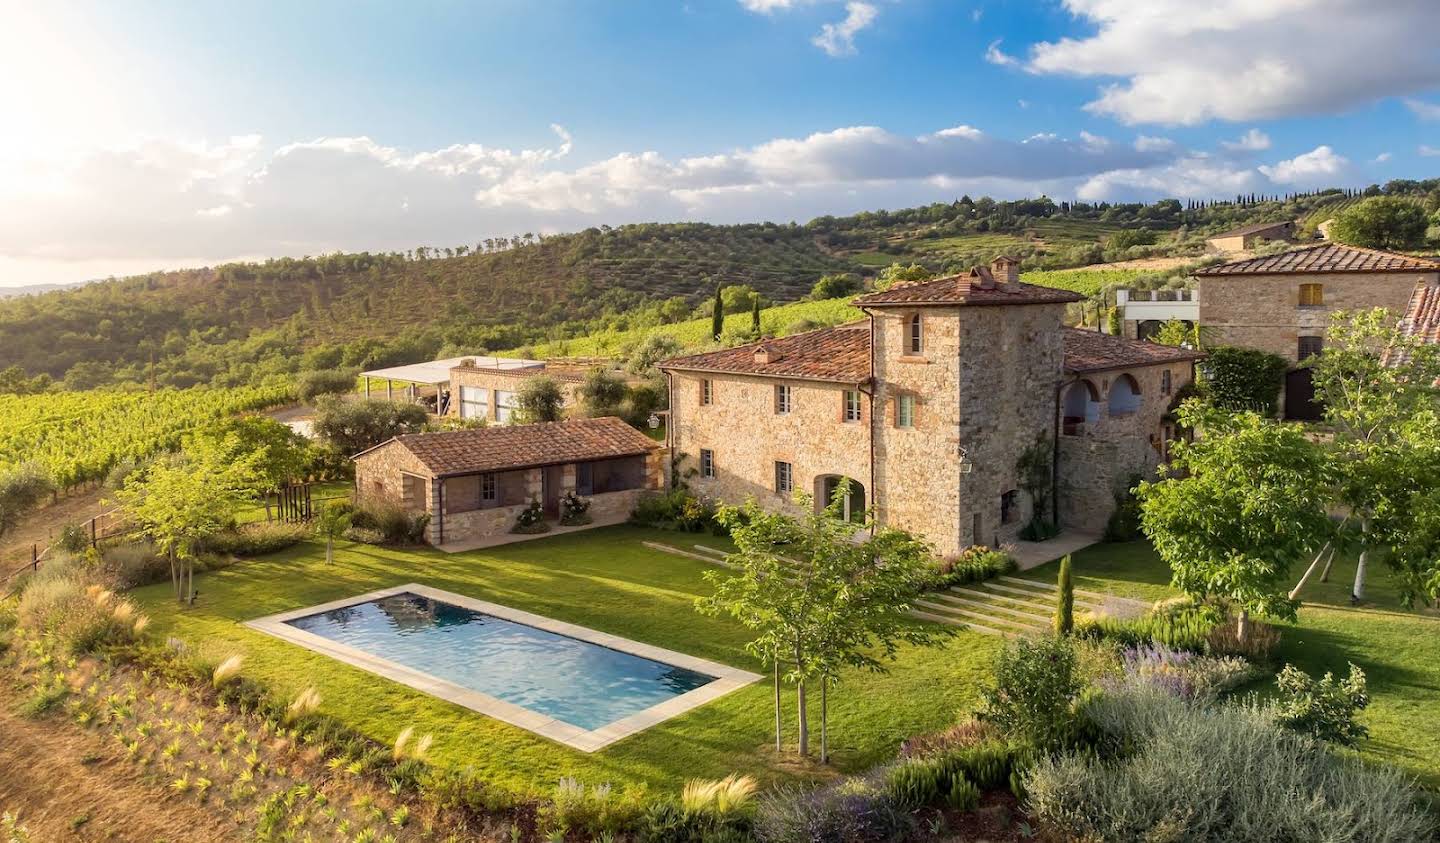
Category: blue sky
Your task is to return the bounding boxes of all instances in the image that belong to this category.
[1,0,1438,286]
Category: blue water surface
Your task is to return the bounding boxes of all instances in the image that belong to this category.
[286,593,714,730]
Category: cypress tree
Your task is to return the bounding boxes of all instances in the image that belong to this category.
[1054,554,1074,635]
[711,284,724,340]
[751,296,761,335]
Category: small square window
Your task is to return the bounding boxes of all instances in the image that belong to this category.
[1299,283,1324,307]
[1299,336,1324,359]
[896,394,915,428]
[700,379,713,405]
[699,448,715,478]
[775,384,793,414]
[774,460,793,494]
[843,390,862,422]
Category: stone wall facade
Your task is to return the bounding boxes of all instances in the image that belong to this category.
[669,371,871,519]
[448,366,582,421]
[1056,360,1194,531]
[1198,271,1431,363]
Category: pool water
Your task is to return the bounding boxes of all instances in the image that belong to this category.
[286,593,715,730]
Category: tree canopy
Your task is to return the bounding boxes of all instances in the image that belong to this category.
[1328,197,1430,250]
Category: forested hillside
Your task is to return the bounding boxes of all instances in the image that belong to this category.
[2,181,1436,391]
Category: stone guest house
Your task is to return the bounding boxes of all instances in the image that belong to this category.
[661,258,1202,558]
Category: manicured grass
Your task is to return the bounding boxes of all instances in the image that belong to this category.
[131,526,999,795]
[1021,541,1440,789]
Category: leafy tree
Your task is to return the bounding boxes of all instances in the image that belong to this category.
[657,295,692,324]
[625,333,682,376]
[720,284,763,315]
[578,368,628,418]
[981,635,1082,752]
[1309,308,1440,603]
[297,369,359,402]
[189,416,312,494]
[311,398,428,456]
[1107,229,1157,251]
[117,448,261,605]
[810,273,861,300]
[0,463,54,541]
[1328,197,1429,250]
[514,375,565,423]
[696,481,943,760]
[1153,318,1201,349]
[1136,402,1332,640]
[313,502,353,565]
[1199,346,1289,415]
[1273,663,1369,746]
[874,263,933,292]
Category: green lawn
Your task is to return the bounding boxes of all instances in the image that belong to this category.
[131,526,999,795]
[1021,542,1440,789]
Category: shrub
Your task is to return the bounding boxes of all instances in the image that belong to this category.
[559,491,592,526]
[929,546,1016,589]
[547,777,645,838]
[1025,686,1435,843]
[512,499,550,534]
[1272,662,1370,746]
[1205,614,1281,663]
[1075,603,1222,654]
[755,775,908,843]
[1199,346,1289,415]
[56,523,90,554]
[342,526,387,545]
[1102,479,1144,542]
[1104,643,1258,701]
[351,501,430,544]
[202,521,309,556]
[296,369,360,402]
[630,490,718,533]
[980,635,1084,752]
[1018,517,1060,541]
[898,718,1001,759]
[1054,554,1073,635]
[100,540,167,587]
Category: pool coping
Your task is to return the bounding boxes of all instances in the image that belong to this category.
[244,583,762,753]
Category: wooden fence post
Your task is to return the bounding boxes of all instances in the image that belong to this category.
[91,517,98,549]
[32,544,38,572]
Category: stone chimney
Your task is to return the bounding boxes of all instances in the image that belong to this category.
[968,266,996,290]
[991,255,1021,290]
[753,344,780,364]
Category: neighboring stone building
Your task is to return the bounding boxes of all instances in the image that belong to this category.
[660,257,1201,557]
[448,359,588,423]
[1205,220,1295,253]
[1193,243,1440,418]
[352,417,664,548]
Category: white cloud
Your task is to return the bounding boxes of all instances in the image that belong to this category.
[985,39,1019,68]
[1421,145,1440,157]
[739,0,803,12]
[1258,145,1350,184]
[1221,129,1271,152]
[1019,0,1440,125]
[812,2,878,57]
[1404,98,1440,120]
[1374,152,1393,163]
[1134,136,1176,153]
[1077,155,1261,202]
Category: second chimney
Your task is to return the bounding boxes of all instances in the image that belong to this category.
[991,255,1021,290]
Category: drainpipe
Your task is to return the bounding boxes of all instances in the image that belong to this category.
[664,369,676,489]
[866,310,878,536]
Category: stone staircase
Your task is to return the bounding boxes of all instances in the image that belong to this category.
[912,575,1148,637]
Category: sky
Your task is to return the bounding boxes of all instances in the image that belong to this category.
[1,0,1439,287]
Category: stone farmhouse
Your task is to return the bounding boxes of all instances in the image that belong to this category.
[1205,220,1295,253]
[660,257,1203,558]
[359,355,610,422]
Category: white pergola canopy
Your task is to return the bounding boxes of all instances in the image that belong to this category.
[360,356,544,386]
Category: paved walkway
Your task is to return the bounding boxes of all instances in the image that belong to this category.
[1008,529,1100,571]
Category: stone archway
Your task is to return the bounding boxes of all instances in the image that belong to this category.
[815,474,866,523]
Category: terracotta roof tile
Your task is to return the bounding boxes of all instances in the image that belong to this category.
[658,323,871,383]
[1195,243,1440,277]
[1063,328,1204,374]
[362,416,658,477]
[853,273,1084,307]
[1390,279,1440,366]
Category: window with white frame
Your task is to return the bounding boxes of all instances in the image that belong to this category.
[896,393,915,428]
[459,385,489,419]
[908,314,923,354]
[699,448,715,478]
[843,389,862,422]
[774,460,793,494]
[481,473,497,503]
[775,384,793,414]
[495,390,518,423]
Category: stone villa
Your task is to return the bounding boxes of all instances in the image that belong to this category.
[660,257,1202,558]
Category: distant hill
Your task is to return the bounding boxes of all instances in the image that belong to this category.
[0,282,84,299]
[0,183,1432,388]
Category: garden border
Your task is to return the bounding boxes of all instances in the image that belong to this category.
[245,582,761,752]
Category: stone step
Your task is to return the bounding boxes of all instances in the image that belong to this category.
[909,608,1012,637]
[998,575,1147,606]
[927,591,1052,623]
[980,580,1109,609]
[949,585,1071,615]
[913,599,1048,632]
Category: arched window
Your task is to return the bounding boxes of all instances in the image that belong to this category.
[1062,380,1100,435]
[1109,374,1142,416]
[816,475,866,523]
[908,314,922,354]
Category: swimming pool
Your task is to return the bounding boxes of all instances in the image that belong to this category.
[246,584,760,751]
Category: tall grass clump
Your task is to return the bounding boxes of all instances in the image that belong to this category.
[211,654,245,687]
[1025,686,1436,842]
[681,774,758,817]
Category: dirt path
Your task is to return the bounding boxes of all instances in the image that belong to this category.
[0,486,110,571]
[0,700,245,842]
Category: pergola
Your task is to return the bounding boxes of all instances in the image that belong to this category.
[359,356,543,414]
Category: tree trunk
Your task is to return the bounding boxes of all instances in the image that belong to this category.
[1320,548,1337,583]
[820,679,829,765]
[1236,608,1249,643]
[326,537,334,565]
[796,676,808,757]
[1352,516,1372,604]
[773,660,782,753]
[186,558,195,606]
[169,550,181,604]
[1289,541,1332,601]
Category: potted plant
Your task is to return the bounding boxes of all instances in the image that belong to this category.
[511,498,550,534]
[559,491,592,526]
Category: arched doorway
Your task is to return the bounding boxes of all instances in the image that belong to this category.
[816,475,866,523]
[1108,373,1142,416]
[1062,380,1100,435]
